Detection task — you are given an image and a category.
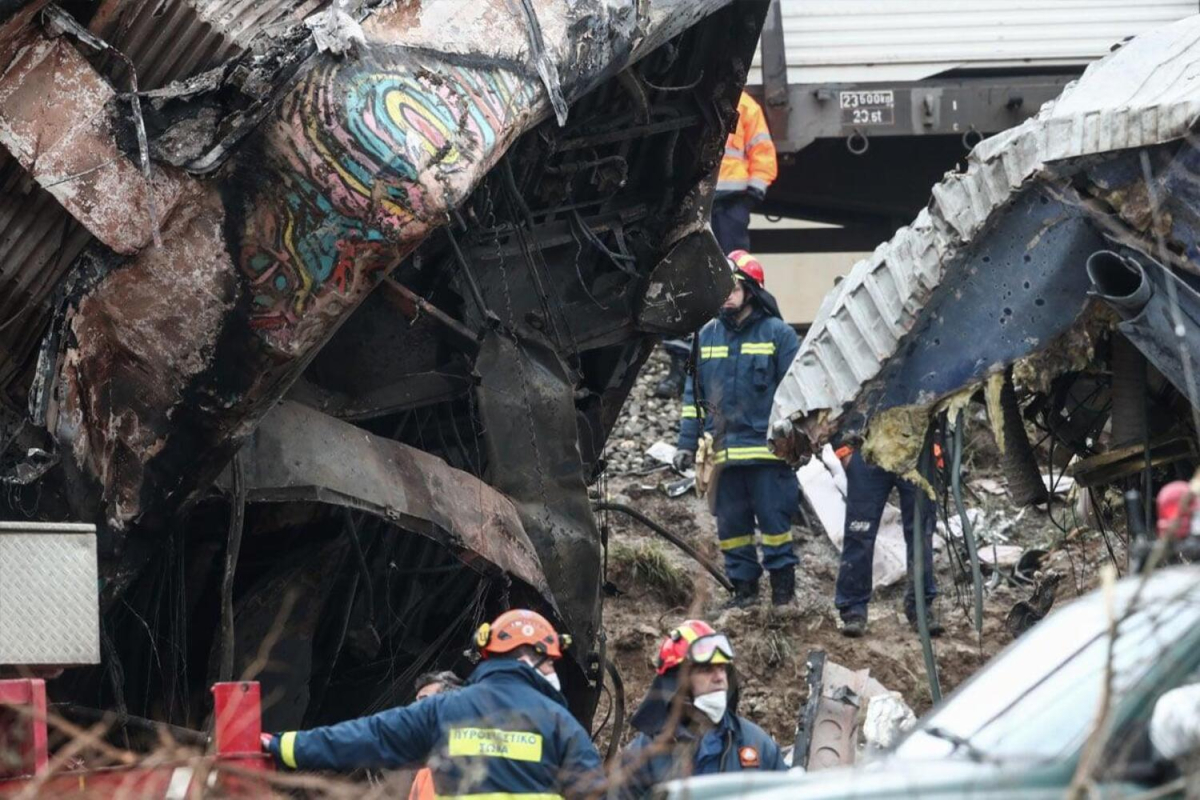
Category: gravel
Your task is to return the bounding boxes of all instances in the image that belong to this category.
[604,347,684,475]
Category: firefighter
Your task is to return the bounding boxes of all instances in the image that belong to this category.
[712,91,778,253]
[261,609,602,798]
[616,620,786,798]
[673,251,801,607]
[834,446,943,638]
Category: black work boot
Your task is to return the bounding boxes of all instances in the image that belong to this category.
[769,568,796,607]
[653,352,687,399]
[724,579,760,609]
[839,610,868,638]
[906,602,945,637]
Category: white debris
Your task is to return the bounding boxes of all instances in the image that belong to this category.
[862,692,917,751]
[645,440,678,465]
[1041,473,1075,494]
[796,445,909,589]
[306,5,366,55]
[970,477,1006,496]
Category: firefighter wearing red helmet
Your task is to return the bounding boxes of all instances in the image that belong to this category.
[262,608,602,797]
[617,620,786,797]
[674,250,802,607]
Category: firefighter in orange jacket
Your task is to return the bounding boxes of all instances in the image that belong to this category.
[713,91,778,253]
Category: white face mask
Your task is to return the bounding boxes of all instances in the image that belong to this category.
[692,690,727,724]
[540,670,562,693]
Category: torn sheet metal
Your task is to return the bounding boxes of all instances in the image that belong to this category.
[771,14,1200,453]
[239,401,553,600]
[45,0,733,528]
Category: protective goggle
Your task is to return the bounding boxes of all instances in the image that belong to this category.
[688,633,734,665]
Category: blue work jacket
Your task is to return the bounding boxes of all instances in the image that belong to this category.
[618,711,787,798]
[269,659,602,798]
[678,306,800,465]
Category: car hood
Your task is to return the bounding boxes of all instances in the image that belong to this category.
[660,756,1067,799]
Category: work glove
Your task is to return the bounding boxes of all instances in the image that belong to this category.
[746,186,766,204]
[673,450,695,472]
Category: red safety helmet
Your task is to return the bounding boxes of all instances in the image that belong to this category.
[729,249,765,288]
[1157,481,1195,539]
[654,619,734,676]
[475,609,570,660]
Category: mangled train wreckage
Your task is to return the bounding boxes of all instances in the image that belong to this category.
[0,0,763,732]
[771,14,1200,504]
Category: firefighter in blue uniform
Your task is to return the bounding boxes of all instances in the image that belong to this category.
[261,609,602,799]
[673,250,801,607]
[616,619,787,798]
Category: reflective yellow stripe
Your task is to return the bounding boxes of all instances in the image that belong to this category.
[713,447,781,464]
[448,728,544,762]
[701,346,728,359]
[681,406,705,419]
[280,732,297,769]
[740,342,776,355]
[719,535,755,550]
[435,795,564,800]
[761,531,794,547]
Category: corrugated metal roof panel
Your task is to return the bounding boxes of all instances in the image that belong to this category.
[770,13,1200,445]
[750,0,1198,84]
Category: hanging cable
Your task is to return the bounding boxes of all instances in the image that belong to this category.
[951,409,985,640]
[912,427,942,703]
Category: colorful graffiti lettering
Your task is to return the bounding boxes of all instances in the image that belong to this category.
[236,54,537,347]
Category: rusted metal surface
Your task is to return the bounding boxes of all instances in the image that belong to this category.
[0,30,191,254]
[240,401,552,599]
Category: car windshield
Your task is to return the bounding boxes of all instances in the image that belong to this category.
[895,570,1200,763]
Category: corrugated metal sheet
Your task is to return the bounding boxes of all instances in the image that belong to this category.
[749,0,1198,84]
[770,13,1200,446]
[0,0,326,409]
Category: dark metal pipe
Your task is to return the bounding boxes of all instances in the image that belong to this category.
[1086,250,1152,317]
[591,502,734,592]
[912,431,942,704]
[603,658,626,763]
[998,367,1048,507]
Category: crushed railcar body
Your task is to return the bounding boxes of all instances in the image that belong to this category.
[771,14,1200,484]
[0,0,762,728]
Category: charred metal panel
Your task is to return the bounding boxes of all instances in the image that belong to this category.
[49,0,734,530]
[637,229,733,334]
[239,401,552,600]
[474,331,600,666]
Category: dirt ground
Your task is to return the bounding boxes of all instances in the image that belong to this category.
[590,349,1123,750]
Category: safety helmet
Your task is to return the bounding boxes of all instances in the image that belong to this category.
[728,249,765,288]
[1157,481,1196,539]
[654,619,734,676]
[475,609,570,659]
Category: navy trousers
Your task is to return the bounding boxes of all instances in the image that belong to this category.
[711,194,752,253]
[834,451,937,617]
[714,463,800,583]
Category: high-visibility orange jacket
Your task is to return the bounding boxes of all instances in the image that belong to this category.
[717,91,777,196]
